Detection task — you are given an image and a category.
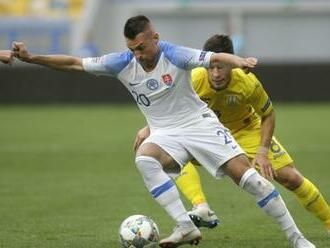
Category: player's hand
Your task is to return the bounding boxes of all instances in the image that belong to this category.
[0,50,14,65]
[133,126,150,153]
[241,57,258,70]
[252,153,276,181]
[12,41,32,62]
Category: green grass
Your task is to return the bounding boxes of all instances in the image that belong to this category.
[0,103,329,248]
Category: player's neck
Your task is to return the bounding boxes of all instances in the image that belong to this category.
[140,47,161,72]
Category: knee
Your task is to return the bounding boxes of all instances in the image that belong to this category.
[224,154,252,185]
[276,166,303,191]
[240,168,275,197]
[136,143,160,159]
[135,155,161,174]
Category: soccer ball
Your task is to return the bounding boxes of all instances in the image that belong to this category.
[119,215,160,248]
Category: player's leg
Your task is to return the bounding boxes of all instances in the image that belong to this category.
[176,162,219,228]
[135,142,201,247]
[262,137,330,233]
[223,154,315,248]
[276,163,330,233]
[184,119,314,247]
[176,162,207,207]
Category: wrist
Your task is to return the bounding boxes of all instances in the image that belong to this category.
[24,54,35,63]
[257,146,269,156]
[19,53,33,63]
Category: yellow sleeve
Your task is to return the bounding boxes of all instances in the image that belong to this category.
[246,73,273,116]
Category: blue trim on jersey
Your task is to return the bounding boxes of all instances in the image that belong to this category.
[258,190,279,208]
[151,180,175,198]
[159,41,194,70]
[103,50,133,75]
[261,98,272,113]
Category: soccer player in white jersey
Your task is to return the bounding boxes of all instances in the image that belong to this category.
[12,15,314,248]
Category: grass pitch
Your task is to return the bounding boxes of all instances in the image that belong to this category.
[0,104,329,248]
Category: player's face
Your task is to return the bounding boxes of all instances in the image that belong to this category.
[207,61,232,90]
[126,28,160,71]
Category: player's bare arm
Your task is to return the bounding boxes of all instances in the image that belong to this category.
[133,125,150,152]
[0,50,14,64]
[210,53,257,70]
[253,110,276,180]
[12,41,83,71]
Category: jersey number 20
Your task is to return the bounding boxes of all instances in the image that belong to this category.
[132,90,150,107]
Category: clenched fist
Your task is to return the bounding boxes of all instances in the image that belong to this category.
[0,50,14,65]
[12,41,32,62]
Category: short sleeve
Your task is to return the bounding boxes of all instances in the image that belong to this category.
[246,73,273,116]
[160,41,212,70]
[82,50,133,76]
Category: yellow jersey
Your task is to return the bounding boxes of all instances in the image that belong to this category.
[191,67,293,169]
[192,68,273,135]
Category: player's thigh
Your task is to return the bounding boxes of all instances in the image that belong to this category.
[238,134,294,171]
[267,137,294,170]
[136,142,167,161]
[222,154,252,185]
[137,134,189,173]
[184,125,245,179]
[275,163,304,190]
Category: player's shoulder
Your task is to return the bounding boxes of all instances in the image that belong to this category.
[159,40,189,51]
[159,40,183,57]
[232,68,258,83]
[192,67,208,81]
[102,50,133,64]
[101,50,134,74]
[82,50,134,75]
[191,67,208,90]
[159,40,175,50]
[159,41,189,65]
[159,40,182,68]
[231,68,260,92]
[159,40,203,70]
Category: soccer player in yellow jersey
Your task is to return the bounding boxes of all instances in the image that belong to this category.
[181,34,330,233]
[134,34,330,234]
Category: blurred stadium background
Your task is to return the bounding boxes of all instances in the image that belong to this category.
[0,0,330,102]
[0,1,330,248]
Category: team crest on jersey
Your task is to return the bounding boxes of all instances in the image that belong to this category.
[162,74,173,86]
[226,95,238,106]
[146,79,159,90]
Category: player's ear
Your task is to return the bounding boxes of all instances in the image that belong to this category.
[152,32,159,43]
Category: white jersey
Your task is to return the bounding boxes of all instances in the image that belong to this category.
[82,41,213,131]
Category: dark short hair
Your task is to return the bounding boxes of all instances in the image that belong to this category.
[203,34,234,54]
[124,15,151,39]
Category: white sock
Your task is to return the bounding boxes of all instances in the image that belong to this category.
[239,168,301,239]
[135,156,192,226]
[194,202,210,209]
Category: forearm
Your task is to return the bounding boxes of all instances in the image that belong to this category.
[25,54,83,71]
[255,110,276,180]
[210,53,257,70]
[259,110,275,150]
[211,53,241,67]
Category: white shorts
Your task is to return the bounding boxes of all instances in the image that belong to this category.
[142,111,245,179]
